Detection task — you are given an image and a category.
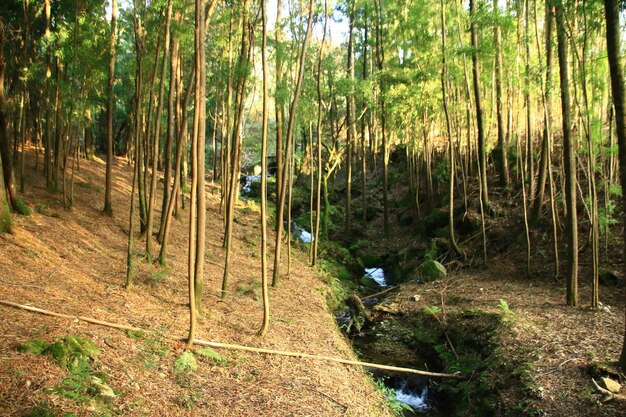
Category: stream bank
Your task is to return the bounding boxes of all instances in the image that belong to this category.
[324,248,543,417]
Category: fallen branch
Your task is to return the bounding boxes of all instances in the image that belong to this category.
[0,299,462,379]
[361,286,398,300]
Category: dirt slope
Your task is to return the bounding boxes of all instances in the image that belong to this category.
[0,151,394,417]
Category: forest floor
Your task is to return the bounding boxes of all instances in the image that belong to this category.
[351,169,626,417]
[1,149,625,417]
[0,149,395,417]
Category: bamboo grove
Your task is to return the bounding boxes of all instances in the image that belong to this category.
[0,0,625,370]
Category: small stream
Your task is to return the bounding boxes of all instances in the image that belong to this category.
[339,268,441,416]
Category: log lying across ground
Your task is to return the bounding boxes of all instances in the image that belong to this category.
[0,299,462,379]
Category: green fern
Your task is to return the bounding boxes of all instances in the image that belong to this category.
[424,305,442,316]
[196,348,227,365]
[498,299,516,320]
[174,351,198,373]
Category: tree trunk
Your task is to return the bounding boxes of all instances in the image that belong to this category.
[222,0,252,298]
[258,0,270,336]
[312,1,328,267]
[556,0,578,307]
[159,67,194,266]
[103,0,117,216]
[531,0,554,226]
[158,28,179,242]
[0,21,21,214]
[374,0,389,238]
[274,0,285,229]
[146,0,173,261]
[441,0,463,257]
[470,0,490,211]
[494,0,509,188]
[345,0,357,234]
[602,0,626,371]
[272,0,314,287]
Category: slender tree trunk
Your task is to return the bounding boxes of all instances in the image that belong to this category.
[222,0,252,298]
[159,29,179,241]
[312,0,328,267]
[441,0,463,257]
[193,0,207,314]
[126,9,143,286]
[374,0,389,238]
[0,20,13,231]
[344,0,357,233]
[470,0,490,211]
[494,0,509,188]
[272,0,314,287]
[274,0,285,228]
[146,0,173,261]
[556,0,578,307]
[0,22,20,214]
[159,68,195,266]
[602,0,626,371]
[104,0,117,216]
[361,9,368,226]
[531,0,554,226]
[258,0,270,336]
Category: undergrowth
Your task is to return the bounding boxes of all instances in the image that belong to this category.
[410,308,539,417]
[18,336,118,416]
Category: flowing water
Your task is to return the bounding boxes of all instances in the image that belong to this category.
[339,268,440,415]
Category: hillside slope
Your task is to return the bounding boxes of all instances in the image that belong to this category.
[0,152,393,417]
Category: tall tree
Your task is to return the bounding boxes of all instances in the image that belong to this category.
[103,0,117,216]
[441,0,463,257]
[344,0,358,233]
[555,0,578,306]
[312,0,328,267]
[222,0,252,298]
[493,0,509,189]
[0,19,12,233]
[258,0,270,336]
[602,0,626,371]
[274,0,285,227]
[470,0,490,211]
[272,0,314,287]
[146,0,173,261]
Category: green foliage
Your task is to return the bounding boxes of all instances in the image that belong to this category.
[236,280,261,301]
[174,351,198,373]
[129,330,170,371]
[19,336,117,413]
[424,305,442,316]
[196,348,227,365]
[0,193,12,233]
[18,339,50,355]
[20,402,59,417]
[148,267,169,285]
[416,259,447,282]
[498,299,517,321]
[373,379,413,416]
[20,336,100,372]
[13,199,31,215]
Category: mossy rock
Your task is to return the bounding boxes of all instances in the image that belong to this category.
[417,260,447,282]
